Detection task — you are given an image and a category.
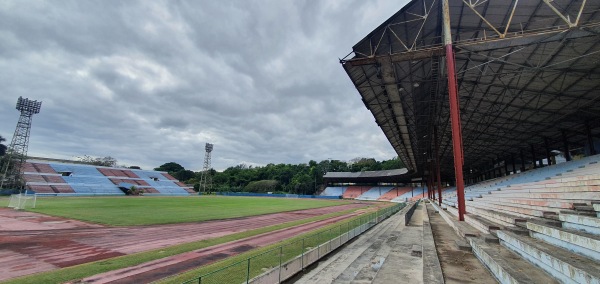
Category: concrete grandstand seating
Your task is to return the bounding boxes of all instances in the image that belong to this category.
[342,186,371,199]
[356,186,394,200]
[391,187,429,202]
[132,170,189,195]
[321,187,347,196]
[23,161,191,196]
[98,168,140,178]
[378,187,413,201]
[438,155,600,283]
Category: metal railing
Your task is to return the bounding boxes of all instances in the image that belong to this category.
[182,202,407,284]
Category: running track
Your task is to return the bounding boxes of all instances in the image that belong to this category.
[0,202,370,281]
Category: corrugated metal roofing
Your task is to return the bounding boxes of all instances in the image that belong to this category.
[342,0,600,180]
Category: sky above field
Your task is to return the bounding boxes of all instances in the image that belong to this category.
[0,0,410,171]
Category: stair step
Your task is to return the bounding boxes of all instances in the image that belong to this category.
[575,205,596,212]
[469,237,558,284]
[560,209,597,217]
[559,213,600,235]
[527,221,600,262]
[467,205,526,227]
[498,230,600,284]
[465,213,502,235]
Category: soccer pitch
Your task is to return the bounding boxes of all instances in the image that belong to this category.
[27,196,351,226]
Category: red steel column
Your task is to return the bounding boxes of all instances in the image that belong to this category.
[443,0,465,221]
[435,128,443,206]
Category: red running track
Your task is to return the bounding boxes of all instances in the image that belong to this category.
[0,202,371,281]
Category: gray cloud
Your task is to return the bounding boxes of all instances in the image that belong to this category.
[0,0,408,171]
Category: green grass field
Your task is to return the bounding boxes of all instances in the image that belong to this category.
[27,196,351,226]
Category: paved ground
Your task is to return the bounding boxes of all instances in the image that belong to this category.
[294,203,424,284]
[0,203,370,282]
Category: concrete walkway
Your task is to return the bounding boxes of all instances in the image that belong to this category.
[296,203,426,284]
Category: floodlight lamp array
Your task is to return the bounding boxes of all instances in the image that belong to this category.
[205,143,213,152]
[15,96,42,114]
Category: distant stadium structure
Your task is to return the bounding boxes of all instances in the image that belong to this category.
[22,158,194,196]
[321,168,433,202]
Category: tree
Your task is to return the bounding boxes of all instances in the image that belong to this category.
[381,156,404,170]
[0,135,7,157]
[244,180,279,193]
[154,162,185,173]
[77,155,118,167]
[173,169,195,183]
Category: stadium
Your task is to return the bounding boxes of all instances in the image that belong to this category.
[1,0,600,283]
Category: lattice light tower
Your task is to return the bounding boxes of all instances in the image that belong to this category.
[199,143,213,194]
[1,97,42,190]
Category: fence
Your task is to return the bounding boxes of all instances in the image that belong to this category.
[182,202,408,284]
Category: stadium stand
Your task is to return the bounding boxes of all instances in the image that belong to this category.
[342,186,371,199]
[320,186,347,197]
[132,170,190,195]
[23,161,192,196]
[377,187,412,201]
[356,186,394,201]
[391,187,429,203]
[436,156,600,283]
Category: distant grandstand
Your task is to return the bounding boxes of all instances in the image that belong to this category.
[22,158,194,196]
[321,168,430,202]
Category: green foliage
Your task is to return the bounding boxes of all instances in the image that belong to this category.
[244,180,279,193]
[76,155,118,167]
[154,162,184,173]
[126,186,143,196]
[153,157,405,194]
[0,135,7,156]
[28,196,349,226]
[209,157,404,194]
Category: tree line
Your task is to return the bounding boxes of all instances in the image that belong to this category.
[155,157,404,195]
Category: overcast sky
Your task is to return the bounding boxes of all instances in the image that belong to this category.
[0,0,409,171]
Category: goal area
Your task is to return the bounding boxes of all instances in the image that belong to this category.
[8,193,37,210]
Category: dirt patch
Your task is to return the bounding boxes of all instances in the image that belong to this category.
[426,205,495,284]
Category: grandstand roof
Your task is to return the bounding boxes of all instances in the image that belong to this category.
[324,168,410,183]
[342,0,600,180]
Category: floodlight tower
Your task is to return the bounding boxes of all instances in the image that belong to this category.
[199,143,213,194]
[1,97,42,190]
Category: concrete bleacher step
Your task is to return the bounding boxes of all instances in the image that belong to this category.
[430,201,480,239]
[497,230,600,284]
[466,213,502,235]
[466,205,530,232]
[495,191,600,200]
[526,221,600,262]
[559,213,600,236]
[469,237,559,284]
[468,200,558,218]
[478,196,589,209]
